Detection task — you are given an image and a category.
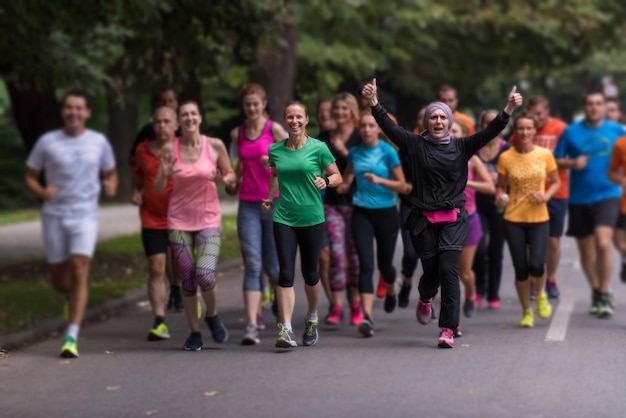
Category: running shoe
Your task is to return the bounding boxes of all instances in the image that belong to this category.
[275,324,297,348]
[463,297,476,318]
[324,305,344,325]
[437,328,454,348]
[376,274,386,298]
[302,317,319,346]
[487,300,501,309]
[60,336,79,358]
[205,315,229,343]
[621,263,626,284]
[256,313,266,330]
[597,293,614,318]
[454,326,462,338]
[384,293,397,313]
[398,283,412,308]
[519,309,534,328]
[183,332,202,351]
[241,324,260,345]
[147,323,171,341]
[589,290,600,315]
[546,278,560,299]
[358,317,374,338]
[350,301,364,325]
[416,298,433,325]
[535,293,552,319]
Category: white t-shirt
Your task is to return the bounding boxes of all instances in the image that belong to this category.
[26,129,116,216]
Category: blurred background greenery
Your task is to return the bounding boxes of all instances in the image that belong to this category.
[1,0,626,210]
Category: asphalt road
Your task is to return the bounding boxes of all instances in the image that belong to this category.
[2,210,626,417]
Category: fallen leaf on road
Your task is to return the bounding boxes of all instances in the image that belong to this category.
[59,360,70,365]
[468,389,474,395]
[145,410,158,415]
[460,344,470,348]
[106,386,122,391]
[499,324,509,329]
[565,289,573,296]
[0,349,9,359]
[125,267,133,275]
[545,336,553,341]
[204,391,218,397]
[104,350,113,354]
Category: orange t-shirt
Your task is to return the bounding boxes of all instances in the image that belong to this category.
[510,117,568,199]
[132,139,174,229]
[609,136,626,214]
[454,111,476,135]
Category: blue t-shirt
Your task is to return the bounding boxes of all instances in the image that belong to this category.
[554,120,626,204]
[347,140,401,209]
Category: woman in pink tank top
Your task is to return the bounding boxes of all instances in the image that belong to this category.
[227,83,286,345]
[451,120,494,326]
[155,101,237,351]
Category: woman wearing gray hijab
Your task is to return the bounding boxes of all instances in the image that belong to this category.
[361,79,522,348]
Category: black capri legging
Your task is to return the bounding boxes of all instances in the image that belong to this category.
[273,222,326,288]
[351,205,400,294]
[504,221,549,281]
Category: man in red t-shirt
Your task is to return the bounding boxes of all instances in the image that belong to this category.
[510,96,568,299]
[437,85,476,135]
[132,106,179,341]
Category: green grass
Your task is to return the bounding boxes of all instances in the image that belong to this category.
[0,209,41,225]
[0,214,240,335]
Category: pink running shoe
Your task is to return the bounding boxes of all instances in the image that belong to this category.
[416,298,433,325]
[487,300,501,309]
[324,305,343,325]
[438,327,454,348]
[350,301,364,325]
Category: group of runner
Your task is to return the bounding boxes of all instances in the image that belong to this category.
[25,80,626,356]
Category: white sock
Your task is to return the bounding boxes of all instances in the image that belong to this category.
[283,322,292,331]
[307,312,318,321]
[67,324,80,340]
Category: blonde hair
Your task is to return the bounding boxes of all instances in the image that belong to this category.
[333,92,360,126]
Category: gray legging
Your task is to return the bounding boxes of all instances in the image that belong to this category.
[503,221,549,281]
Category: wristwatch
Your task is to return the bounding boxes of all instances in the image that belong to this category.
[324,176,330,187]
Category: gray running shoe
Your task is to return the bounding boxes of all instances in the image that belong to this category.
[241,324,260,345]
[302,317,319,346]
[358,317,374,338]
[275,324,297,348]
[597,293,614,318]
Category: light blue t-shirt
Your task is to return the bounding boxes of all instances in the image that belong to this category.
[347,140,401,209]
[26,129,116,216]
[554,120,626,204]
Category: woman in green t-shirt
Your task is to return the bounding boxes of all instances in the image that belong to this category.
[262,102,342,349]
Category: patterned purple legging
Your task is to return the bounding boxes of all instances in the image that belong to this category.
[168,228,221,297]
[324,204,359,291]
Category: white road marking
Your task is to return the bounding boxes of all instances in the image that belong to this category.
[545,295,576,342]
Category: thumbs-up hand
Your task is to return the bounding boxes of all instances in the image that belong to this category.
[361,78,379,107]
[504,85,523,115]
[313,173,327,190]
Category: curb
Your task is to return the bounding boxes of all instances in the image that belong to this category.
[0,257,243,352]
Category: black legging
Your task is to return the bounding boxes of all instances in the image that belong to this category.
[504,221,549,281]
[351,205,400,294]
[418,251,462,330]
[473,203,506,301]
[400,200,420,278]
[273,222,325,287]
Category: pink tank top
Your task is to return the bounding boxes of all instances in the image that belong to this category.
[464,162,477,215]
[238,120,276,201]
[168,136,221,230]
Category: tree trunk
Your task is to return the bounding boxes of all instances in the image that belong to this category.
[6,82,62,152]
[250,23,297,122]
[105,82,139,202]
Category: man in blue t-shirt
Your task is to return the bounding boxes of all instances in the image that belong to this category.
[554,90,626,318]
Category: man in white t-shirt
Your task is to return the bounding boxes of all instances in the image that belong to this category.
[25,90,118,358]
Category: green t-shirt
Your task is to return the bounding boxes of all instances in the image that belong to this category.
[269,137,335,227]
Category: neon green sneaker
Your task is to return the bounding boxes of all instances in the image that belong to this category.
[519,309,534,328]
[261,287,270,309]
[60,336,79,358]
[147,323,171,341]
[535,293,552,319]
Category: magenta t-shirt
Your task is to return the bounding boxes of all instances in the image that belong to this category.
[238,120,278,201]
[168,136,221,231]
